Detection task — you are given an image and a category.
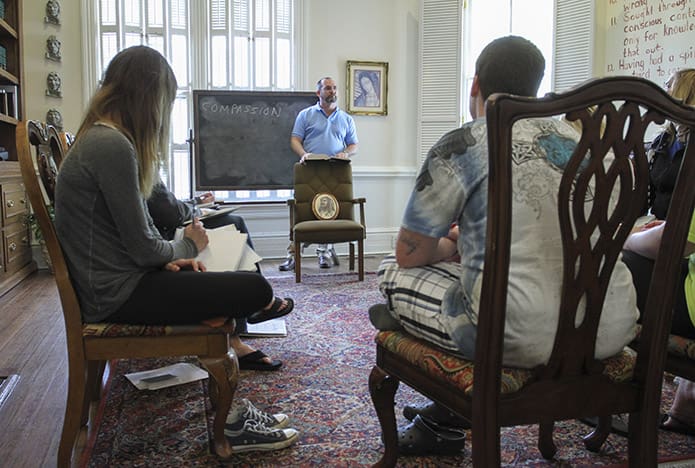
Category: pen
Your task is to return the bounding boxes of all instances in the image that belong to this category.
[190,197,197,225]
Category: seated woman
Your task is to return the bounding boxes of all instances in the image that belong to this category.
[147,181,283,371]
[623,213,695,435]
[645,68,695,220]
[54,45,297,452]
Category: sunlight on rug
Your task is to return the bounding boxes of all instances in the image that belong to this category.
[80,272,695,467]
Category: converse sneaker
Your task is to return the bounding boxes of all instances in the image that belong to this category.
[225,419,299,453]
[226,398,290,429]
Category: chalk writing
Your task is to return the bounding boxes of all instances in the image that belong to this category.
[606,0,695,81]
[200,101,282,118]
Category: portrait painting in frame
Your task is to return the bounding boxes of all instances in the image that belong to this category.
[312,193,339,220]
[346,61,388,116]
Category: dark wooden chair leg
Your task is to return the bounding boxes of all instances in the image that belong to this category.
[369,366,400,468]
[294,240,302,283]
[58,361,87,468]
[583,415,611,453]
[629,410,657,467]
[538,419,558,459]
[82,360,104,425]
[349,242,355,271]
[199,351,239,459]
[358,239,364,281]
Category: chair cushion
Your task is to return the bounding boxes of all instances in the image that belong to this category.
[83,321,236,337]
[633,324,695,360]
[294,219,365,243]
[376,331,635,396]
[667,333,695,359]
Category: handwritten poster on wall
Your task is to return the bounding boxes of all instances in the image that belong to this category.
[604,0,695,84]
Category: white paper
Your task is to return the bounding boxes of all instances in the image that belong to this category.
[196,225,247,272]
[174,225,261,272]
[241,318,287,337]
[237,244,263,271]
[125,362,208,390]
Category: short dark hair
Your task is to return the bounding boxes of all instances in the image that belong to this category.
[317,77,333,90]
[475,35,545,100]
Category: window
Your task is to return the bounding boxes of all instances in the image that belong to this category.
[461,0,555,123]
[91,0,296,200]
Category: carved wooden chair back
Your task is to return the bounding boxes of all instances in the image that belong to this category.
[369,76,695,467]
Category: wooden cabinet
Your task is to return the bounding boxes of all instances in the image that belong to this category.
[0,165,34,295]
[0,0,34,295]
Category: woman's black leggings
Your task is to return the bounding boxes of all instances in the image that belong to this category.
[106,269,273,325]
[621,249,695,339]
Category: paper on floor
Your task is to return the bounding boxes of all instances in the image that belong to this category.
[125,362,208,391]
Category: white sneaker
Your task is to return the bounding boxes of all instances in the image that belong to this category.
[226,398,290,429]
[225,419,299,453]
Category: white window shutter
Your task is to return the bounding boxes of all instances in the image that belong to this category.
[418,0,462,164]
[553,0,594,92]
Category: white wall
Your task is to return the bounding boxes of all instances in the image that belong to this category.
[22,0,85,134]
[21,0,421,260]
[18,1,630,262]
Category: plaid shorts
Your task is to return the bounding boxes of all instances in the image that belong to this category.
[377,254,465,353]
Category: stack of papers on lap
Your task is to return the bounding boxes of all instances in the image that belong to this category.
[238,244,263,271]
[174,224,263,272]
[197,225,247,272]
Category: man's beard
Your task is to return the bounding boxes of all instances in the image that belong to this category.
[325,95,337,103]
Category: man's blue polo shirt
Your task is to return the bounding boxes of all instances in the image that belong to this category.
[291,103,358,155]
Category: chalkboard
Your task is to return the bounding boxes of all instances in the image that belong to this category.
[192,90,318,190]
[604,0,695,83]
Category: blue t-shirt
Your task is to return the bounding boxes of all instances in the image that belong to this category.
[291,103,358,155]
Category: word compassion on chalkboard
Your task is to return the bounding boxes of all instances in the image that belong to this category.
[193,90,318,191]
[605,0,695,83]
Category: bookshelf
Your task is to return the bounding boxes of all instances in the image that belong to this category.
[0,0,35,296]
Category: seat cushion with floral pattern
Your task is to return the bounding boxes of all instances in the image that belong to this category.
[376,330,636,397]
[83,320,236,338]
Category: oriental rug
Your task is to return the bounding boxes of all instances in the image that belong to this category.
[80,272,695,467]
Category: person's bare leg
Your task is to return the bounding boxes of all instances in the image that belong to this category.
[664,378,695,428]
[230,335,274,365]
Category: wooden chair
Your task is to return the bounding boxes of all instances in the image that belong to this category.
[369,76,695,467]
[17,120,240,467]
[287,160,366,282]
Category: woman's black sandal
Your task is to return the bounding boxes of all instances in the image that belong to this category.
[247,297,294,324]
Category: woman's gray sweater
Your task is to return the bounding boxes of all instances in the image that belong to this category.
[54,124,198,322]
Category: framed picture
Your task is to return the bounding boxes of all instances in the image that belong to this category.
[312,193,339,220]
[346,60,388,116]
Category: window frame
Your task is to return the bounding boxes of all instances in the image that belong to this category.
[81,0,300,201]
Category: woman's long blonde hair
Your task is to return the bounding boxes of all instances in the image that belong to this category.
[666,68,695,141]
[75,46,177,197]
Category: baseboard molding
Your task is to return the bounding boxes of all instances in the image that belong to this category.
[252,229,397,259]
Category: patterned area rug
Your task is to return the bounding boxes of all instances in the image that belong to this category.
[81,272,695,467]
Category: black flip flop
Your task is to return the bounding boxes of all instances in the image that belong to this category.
[247,297,294,324]
[659,413,695,436]
[238,350,282,371]
[579,415,629,437]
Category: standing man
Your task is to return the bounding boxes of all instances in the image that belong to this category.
[279,76,359,271]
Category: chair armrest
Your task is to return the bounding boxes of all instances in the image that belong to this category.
[351,198,367,230]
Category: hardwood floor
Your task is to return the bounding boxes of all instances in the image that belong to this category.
[0,253,386,467]
[0,271,66,468]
